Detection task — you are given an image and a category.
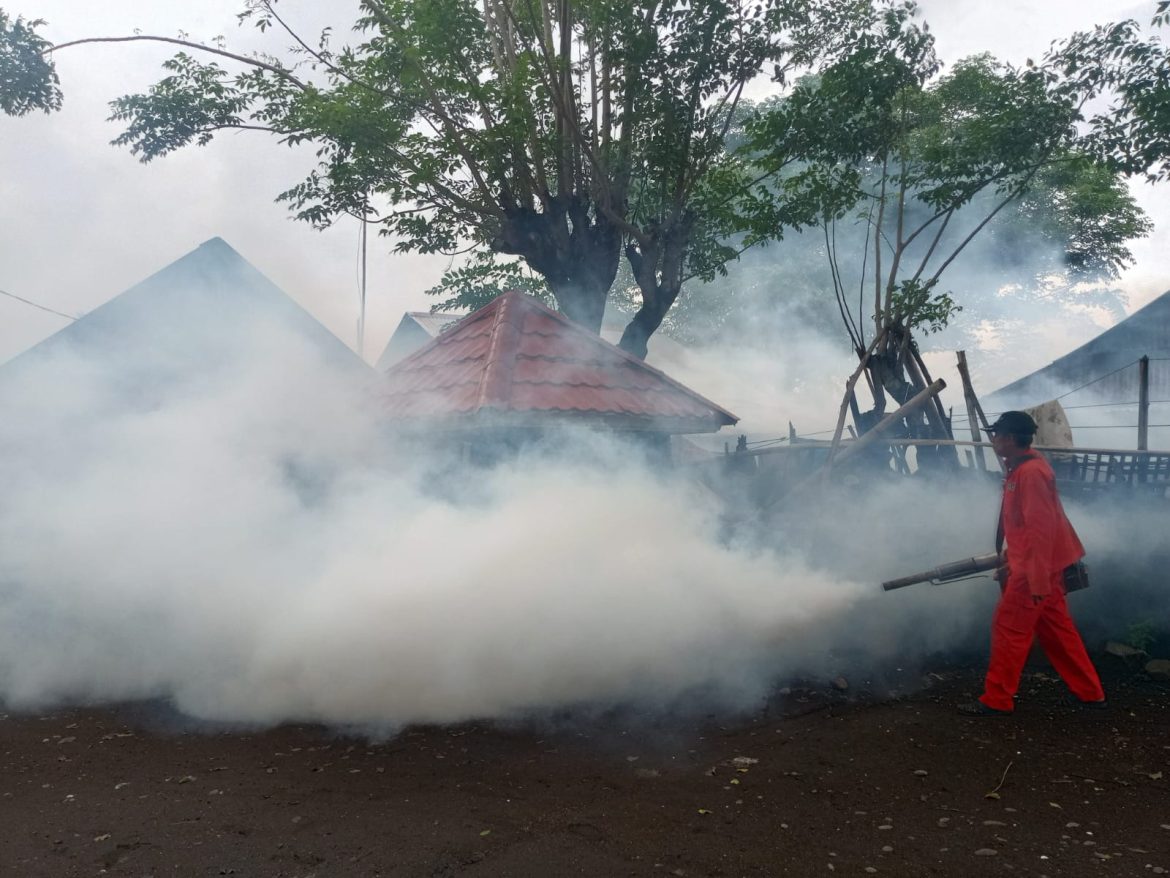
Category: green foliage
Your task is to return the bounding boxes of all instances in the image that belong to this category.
[619,8,1155,354]
[1048,7,1170,182]
[0,12,61,116]
[666,31,1150,373]
[1014,156,1152,278]
[0,0,930,354]
[1124,619,1158,653]
[740,40,1149,354]
[424,251,551,313]
[3,0,1162,357]
[888,279,959,334]
[109,53,260,157]
[906,56,1077,209]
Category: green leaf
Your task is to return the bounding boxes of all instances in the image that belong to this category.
[0,12,63,116]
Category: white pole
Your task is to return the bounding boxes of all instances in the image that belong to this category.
[357,215,368,359]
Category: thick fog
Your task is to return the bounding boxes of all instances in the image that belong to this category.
[2,268,1164,733]
[0,305,871,727]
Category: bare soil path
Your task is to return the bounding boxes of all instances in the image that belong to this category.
[1,665,1167,877]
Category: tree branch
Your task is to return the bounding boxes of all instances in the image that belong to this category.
[927,170,1040,285]
[48,35,311,91]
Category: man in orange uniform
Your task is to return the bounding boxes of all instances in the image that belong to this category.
[959,411,1107,716]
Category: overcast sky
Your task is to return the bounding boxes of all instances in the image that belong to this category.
[1,0,1166,367]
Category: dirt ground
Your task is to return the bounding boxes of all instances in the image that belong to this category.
[1,661,1167,878]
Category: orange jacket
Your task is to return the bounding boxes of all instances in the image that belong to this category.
[1001,452,1085,597]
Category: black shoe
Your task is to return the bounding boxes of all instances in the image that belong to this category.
[958,701,1012,717]
[1066,696,1109,710]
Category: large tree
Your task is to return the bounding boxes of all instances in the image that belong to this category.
[637,160,1147,349]
[738,39,1153,453]
[0,0,904,358]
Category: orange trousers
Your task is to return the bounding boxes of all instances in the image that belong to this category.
[979,572,1105,712]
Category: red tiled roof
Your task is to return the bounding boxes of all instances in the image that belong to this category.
[379,291,738,433]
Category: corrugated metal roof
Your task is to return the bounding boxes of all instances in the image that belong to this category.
[379,291,737,433]
[0,237,369,381]
[374,311,466,370]
[991,288,1170,404]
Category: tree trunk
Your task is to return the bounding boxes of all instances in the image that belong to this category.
[617,302,669,359]
[490,201,621,335]
[859,322,957,471]
[550,277,608,333]
[618,214,692,359]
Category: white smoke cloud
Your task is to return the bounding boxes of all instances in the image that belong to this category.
[1,272,1162,733]
[0,311,878,727]
[661,334,856,442]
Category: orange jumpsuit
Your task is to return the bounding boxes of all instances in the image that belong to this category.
[979,452,1105,712]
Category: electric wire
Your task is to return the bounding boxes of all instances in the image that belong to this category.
[951,399,1170,423]
[1054,359,1143,400]
[0,287,77,322]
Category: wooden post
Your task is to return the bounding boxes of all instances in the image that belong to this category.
[891,444,911,475]
[824,328,887,470]
[847,387,862,438]
[1138,355,1150,483]
[956,351,989,471]
[1138,355,1150,452]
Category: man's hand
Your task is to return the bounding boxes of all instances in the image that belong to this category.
[995,562,1010,594]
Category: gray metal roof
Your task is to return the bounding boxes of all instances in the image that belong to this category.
[374,311,464,370]
[989,289,1170,406]
[0,237,371,399]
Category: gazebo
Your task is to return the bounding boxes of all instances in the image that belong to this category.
[379,291,737,460]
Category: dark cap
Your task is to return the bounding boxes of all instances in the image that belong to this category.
[987,410,1037,436]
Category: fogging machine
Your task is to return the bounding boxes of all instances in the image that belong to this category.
[881,552,1001,591]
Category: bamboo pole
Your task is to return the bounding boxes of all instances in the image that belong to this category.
[955,351,988,471]
[909,343,951,438]
[830,379,947,469]
[791,385,927,498]
[885,439,1166,456]
[744,438,1168,458]
[900,346,958,472]
[763,378,946,507]
[823,329,887,472]
[847,386,862,438]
